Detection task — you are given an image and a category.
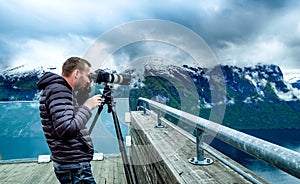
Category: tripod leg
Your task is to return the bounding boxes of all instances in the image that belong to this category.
[111,106,135,184]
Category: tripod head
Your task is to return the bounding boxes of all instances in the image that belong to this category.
[100,83,114,113]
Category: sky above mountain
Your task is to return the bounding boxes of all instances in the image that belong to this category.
[1,0,300,80]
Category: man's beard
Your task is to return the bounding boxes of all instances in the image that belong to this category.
[75,85,92,105]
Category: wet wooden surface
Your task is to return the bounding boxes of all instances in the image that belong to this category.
[0,156,125,184]
[129,111,268,184]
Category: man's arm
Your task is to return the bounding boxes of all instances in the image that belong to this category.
[47,85,92,140]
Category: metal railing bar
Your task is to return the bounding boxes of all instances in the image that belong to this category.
[138,98,300,179]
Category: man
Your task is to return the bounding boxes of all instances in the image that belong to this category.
[37,57,101,183]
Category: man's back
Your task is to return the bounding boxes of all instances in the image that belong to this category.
[37,72,94,164]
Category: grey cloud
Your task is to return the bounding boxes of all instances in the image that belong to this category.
[1,0,300,72]
[0,40,15,69]
[84,20,219,70]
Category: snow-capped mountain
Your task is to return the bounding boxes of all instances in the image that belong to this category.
[131,62,300,129]
[141,62,300,104]
[292,80,300,90]
[1,62,299,103]
[0,65,58,101]
[224,64,300,102]
[1,64,59,77]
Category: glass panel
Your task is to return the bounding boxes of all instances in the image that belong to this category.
[0,98,130,160]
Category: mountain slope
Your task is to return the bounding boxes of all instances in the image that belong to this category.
[130,63,300,130]
[0,69,42,101]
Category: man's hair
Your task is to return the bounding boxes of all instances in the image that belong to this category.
[62,57,91,77]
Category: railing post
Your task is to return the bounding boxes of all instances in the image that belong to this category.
[189,128,213,165]
[137,100,148,115]
[155,111,165,128]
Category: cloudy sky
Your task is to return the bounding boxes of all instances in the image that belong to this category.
[1,0,300,79]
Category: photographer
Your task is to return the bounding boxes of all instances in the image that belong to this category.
[37,57,101,184]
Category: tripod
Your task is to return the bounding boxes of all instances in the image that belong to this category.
[88,84,135,184]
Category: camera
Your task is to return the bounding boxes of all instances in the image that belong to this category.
[89,69,131,108]
[89,69,131,85]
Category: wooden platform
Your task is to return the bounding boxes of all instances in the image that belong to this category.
[0,108,268,184]
[0,156,126,184]
[129,111,268,184]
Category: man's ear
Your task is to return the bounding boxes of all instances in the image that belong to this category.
[75,69,80,79]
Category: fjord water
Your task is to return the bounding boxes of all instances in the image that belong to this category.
[208,129,300,184]
[0,99,129,160]
[0,101,299,183]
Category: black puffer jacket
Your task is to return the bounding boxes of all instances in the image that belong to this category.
[37,72,94,164]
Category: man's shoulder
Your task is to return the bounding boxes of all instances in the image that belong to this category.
[42,81,72,100]
[47,83,73,98]
[38,72,69,90]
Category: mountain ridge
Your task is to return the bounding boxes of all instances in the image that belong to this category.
[129,62,300,130]
[1,63,300,130]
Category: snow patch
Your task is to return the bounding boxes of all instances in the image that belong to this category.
[270,82,300,101]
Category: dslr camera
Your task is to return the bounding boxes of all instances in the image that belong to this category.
[89,69,131,106]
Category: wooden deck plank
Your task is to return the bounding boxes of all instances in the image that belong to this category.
[90,157,106,183]
[130,111,268,184]
[108,157,115,183]
[112,156,122,184]
[0,156,125,184]
[119,159,127,183]
[98,157,110,183]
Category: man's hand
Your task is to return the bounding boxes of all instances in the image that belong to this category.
[84,95,102,110]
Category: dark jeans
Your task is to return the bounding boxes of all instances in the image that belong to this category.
[53,161,96,184]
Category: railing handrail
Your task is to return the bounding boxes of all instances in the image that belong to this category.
[137,97,300,179]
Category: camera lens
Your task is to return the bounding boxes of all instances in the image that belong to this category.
[110,73,131,85]
[90,70,131,85]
